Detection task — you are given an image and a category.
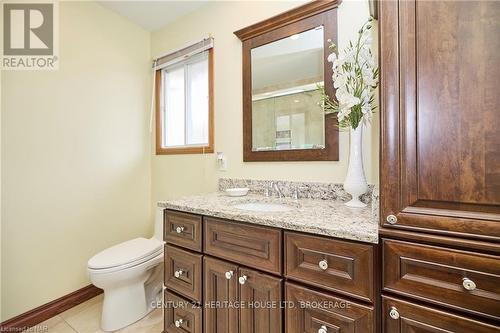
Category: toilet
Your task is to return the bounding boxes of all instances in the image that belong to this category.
[88,208,165,331]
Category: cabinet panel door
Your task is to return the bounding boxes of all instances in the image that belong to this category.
[380,0,500,240]
[203,257,238,333]
[164,291,202,333]
[285,283,374,333]
[285,232,374,303]
[165,245,202,303]
[382,296,499,333]
[165,210,202,252]
[383,239,500,320]
[239,267,282,333]
[204,217,282,274]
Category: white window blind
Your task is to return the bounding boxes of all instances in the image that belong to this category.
[154,37,213,70]
[155,38,212,150]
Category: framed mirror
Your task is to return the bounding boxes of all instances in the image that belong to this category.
[235,0,339,161]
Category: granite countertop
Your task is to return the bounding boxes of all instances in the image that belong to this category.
[158,192,378,244]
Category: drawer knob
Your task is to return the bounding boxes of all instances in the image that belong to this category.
[319,259,328,271]
[318,325,328,333]
[389,307,400,320]
[174,318,183,328]
[225,270,234,280]
[386,215,398,225]
[238,275,248,285]
[174,269,184,278]
[175,226,185,234]
[462,277,476,291]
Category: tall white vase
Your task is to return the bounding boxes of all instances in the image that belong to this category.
[344,125,368,208]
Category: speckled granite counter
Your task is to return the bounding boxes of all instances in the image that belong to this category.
[158,192,378,244]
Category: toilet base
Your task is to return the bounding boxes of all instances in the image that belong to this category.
[89,259,164,332]
[100,265,163,331]
[101,284,149,331]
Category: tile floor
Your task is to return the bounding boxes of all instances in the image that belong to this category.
[24,295,163,333]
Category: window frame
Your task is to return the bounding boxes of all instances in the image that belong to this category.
[155,48,214,155]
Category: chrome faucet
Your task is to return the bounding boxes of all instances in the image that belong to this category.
[273,182,284,199]
[264,182,272,197]
[264,181,283,198]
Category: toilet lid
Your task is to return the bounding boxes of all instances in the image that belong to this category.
[88,238,163,270]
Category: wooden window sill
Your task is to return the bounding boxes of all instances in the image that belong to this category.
[156,146,214,155]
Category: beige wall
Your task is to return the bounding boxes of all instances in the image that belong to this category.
[1,2,151,320]
[151,0,379,204]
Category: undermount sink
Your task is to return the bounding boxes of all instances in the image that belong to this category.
[232,202,293,212]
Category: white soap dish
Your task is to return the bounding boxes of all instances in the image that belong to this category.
[225,187,250,197]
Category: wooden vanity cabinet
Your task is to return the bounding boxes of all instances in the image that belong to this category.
[379,0,500,330]
[164,210,378,333]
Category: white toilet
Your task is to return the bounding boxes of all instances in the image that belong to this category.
[88,208,165,331]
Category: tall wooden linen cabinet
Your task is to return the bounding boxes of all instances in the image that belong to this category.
[379,0,500,332]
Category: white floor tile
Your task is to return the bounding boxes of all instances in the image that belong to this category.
[53,295,162,333]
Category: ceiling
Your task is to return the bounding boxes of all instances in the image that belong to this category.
[99,1,208,31]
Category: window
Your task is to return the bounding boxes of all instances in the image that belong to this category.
[155,44,213,154]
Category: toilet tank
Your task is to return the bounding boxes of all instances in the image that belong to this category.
[153,207,164,241]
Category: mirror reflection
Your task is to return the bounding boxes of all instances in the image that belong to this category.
[251,26,325,151]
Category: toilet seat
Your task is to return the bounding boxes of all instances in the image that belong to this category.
[88,238,163,273]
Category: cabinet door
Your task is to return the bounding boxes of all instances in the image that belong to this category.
[165,210,202,251]
[203,257,238,333]
[285,232,374,303]
[380,0,500,240]
[164,291,202,333]
[383,239,500,320]
[204,217,282,274]
[382,296,499,333]
[239,267,282,333]
[286,283,374,333]
[165,245,202,303]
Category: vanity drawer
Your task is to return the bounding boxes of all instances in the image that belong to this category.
[285,282,374,333]
[382,296,499,333]
[165,210,202,252]
[285,232,374,302]
[165,245,202,303]
[204,217,282,275]
[383,239,500,320]
[164,291,202,333]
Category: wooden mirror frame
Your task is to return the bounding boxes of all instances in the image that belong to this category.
[234,0,340,162]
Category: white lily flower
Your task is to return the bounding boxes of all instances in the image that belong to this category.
[338,107,351,122]
[334,73,347,89]
[362,69,377,87]
[336,88,360,110]
[322,18,379,130]
[327,52,337,64]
